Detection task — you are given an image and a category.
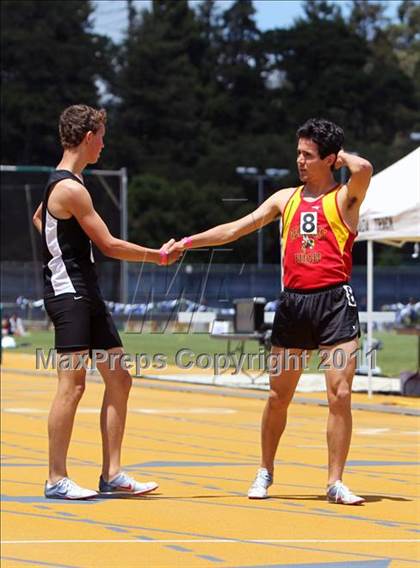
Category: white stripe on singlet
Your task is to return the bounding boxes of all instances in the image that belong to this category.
[45,210,76,295]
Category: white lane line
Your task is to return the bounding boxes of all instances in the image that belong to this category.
[2,407,237,415]
[298,444,419,448]
[2,408,49,413]
[2,539,419,544]
[132,408,237,415]
[355,428,391,435]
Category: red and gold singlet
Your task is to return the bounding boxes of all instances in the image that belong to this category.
[282,185,356,289]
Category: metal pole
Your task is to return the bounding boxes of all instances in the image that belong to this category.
[367,239,374,398]
[257,175,264,268]
[120,168,128,304]
[24,184,42,299]
[279,218,283,291]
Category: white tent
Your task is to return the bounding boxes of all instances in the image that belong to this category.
[358,146,420,244]
[357,146,420,395]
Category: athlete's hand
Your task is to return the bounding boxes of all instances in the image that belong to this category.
[334,150,346,170]
[166,250,182,265]
[158,238,182,265]
[160,238,176,253]
[166,240,185,254]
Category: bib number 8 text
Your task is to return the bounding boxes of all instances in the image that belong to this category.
[300,212,318,235]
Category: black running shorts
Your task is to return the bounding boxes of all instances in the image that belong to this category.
[271,282,360,350]
[44,293,122,353]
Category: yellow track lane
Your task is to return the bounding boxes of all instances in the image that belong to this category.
[1,354,419,567]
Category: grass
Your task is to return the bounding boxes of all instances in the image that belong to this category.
[8,329,418,377]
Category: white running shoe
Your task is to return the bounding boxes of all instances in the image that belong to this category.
[44,477,98,500]
[327,481,365,505]
[247,468,273,499]
[99,471,158,496]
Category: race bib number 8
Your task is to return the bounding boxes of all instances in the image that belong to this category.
[300,212,317,235]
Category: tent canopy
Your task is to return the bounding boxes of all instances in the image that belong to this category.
[357,147,420,244]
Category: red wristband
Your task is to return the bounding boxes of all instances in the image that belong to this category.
[182,236,193,249]
[159,250,168,266]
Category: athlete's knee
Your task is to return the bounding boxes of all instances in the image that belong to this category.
[120,370,132,394]
[59,382,86,405]
[267,389,292,412]
[106,368,132,396]
[328,385,351,410]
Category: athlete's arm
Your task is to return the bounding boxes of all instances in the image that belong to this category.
[64,182,180,265]
[32,203,42,234]
[335,150,373,232]
[169,190,288,252]
[336,150,373,204]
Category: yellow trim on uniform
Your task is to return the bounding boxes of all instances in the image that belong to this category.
[282,186,303,248]
[323,189,349,255]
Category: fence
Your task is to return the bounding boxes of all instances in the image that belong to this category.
[1,262,419,311]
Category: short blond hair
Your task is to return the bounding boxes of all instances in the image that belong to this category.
[59,105,107,149]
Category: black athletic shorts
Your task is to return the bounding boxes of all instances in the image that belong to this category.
[44,293,122,353]
[271,282,360,350]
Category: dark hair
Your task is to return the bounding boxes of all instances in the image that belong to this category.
[297,118,344,159]
[59,105,107,149]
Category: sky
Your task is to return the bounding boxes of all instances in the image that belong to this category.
[92,0,402,43]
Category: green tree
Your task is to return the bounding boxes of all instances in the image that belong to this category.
[194,1,289,196]
[264,3,417,152]
[265,14,370,131]
[346,0,419,165]
[348,0,389,41]
[1,0,113,164]
[128,173,253,260]
[112,0,206,180]
[211,0,269,137]
[386,0,420,133]
[303,0,342,22]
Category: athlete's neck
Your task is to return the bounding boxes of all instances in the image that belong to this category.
[56,149,87,179]
[303,175,337,198]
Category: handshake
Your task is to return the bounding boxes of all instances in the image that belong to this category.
[158,237,192,266]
